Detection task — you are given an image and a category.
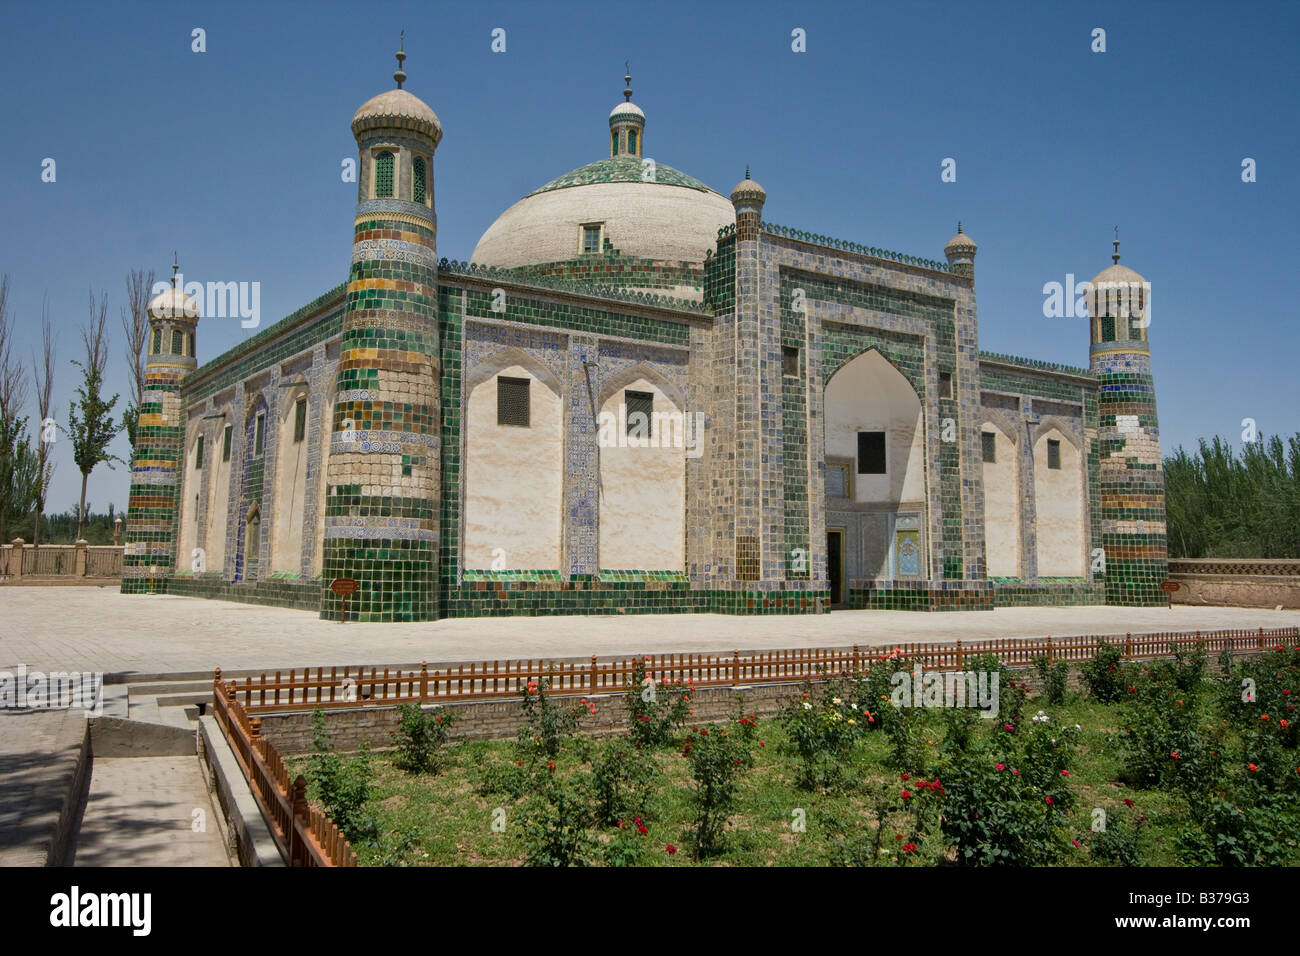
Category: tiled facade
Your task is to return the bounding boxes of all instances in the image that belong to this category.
[121,70,1168,618]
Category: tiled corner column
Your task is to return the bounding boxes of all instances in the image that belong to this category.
[122,356,192,593]
[320,199,441,621]
[1017,395,1040,584]
[730,222,764,586]
[564,334,600,576]
[1092,347,1168,605]
[952,285,985,581]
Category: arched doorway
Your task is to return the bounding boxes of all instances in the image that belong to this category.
[823,349,927,601]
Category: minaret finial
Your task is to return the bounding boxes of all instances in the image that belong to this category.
[1112,225,1121,264]
[745,165,750,180]
[394,30,407,89]
[957,221,963,234]
[623,62,632,101]
[171,252,179,288]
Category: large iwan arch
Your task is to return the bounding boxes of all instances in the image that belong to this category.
[822,348,927,597]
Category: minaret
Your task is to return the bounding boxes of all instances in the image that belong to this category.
[1087,233,1168,605]
[944,222,977,277]
[609,67,645,158]
[321,40,443,621]
[121,258,200,594]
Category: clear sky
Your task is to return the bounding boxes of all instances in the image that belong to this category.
[1,0,1296,513]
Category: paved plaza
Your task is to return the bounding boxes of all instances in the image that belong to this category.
[2,586,1298,678]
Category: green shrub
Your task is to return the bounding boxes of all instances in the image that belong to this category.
[624,659,691,748]
[389,702,456,774]
[517,676,593,759]
[306,709,377,843]
[940,736,1071,866]
[1034,655,1069,706]
[590,737,660,826]
[1089,807,1145,866]
[1080,640,1128,703]
[682,724,752,857]
[1178,791,1300,866]
[1117,672,1221,797]
[518,770,597,867]
[780,679,866,789]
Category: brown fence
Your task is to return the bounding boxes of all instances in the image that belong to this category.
[2,542,123,579]
[211,673,357,867]
[220,626,1300,715]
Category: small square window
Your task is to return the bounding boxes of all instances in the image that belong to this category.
[497,376,530,427]
[195,435,204,469]
[857,431,886,474]
[581,225,602,255]
[939,371,953,399]
[981,431,996,464]
[254,413,265,456]
[1047,438,1061,470]
[293,398,307,443]
[782,346,799,377]
[626,390,654,438]
[221,424,232,462]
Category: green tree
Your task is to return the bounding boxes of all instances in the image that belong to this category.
[1165,433,1300,558]
[66,290,123,541]
[0,274,30,544]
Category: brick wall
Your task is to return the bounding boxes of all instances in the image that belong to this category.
[257,681,811,753]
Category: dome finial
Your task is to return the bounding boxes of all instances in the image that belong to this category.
[1112,225,1121,264]
[957,221,963,234]
[745,165,750,180]
[394,30,407,89]
[623,62,632,101]
[171,252,179,288]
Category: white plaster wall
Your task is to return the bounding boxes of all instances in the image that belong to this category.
[464,365,563,569]
[207,423,231,575]
[272,395,308,573]
[177,429,202,572]
[824,350,925,507]
[981,425,1020,578]
[597,378,685,570]
[1034,428,1084,576]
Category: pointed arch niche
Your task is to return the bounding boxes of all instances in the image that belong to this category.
[596,364,687,571]
[979,416,1021,578]
[463,348,564,570]
[1033,422,1085,576]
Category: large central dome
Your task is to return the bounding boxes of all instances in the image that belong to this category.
[470,77,734,299]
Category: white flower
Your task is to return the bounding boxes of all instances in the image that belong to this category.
[803,702,812,710]
[832,697,843,705]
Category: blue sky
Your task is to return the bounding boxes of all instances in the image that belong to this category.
[1,0,1296,511]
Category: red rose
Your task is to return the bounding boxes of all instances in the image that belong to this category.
[665,844,677,855]
[901,843,917,853]
[901,790,912,800]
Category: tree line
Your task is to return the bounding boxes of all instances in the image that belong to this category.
[1164,433,1300,559]
[0,269,152,546]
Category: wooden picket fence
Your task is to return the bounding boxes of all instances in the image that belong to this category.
[211,671,357,867]
[220,625,1300,715]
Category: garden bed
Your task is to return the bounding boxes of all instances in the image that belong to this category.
[289,646,1300,867]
